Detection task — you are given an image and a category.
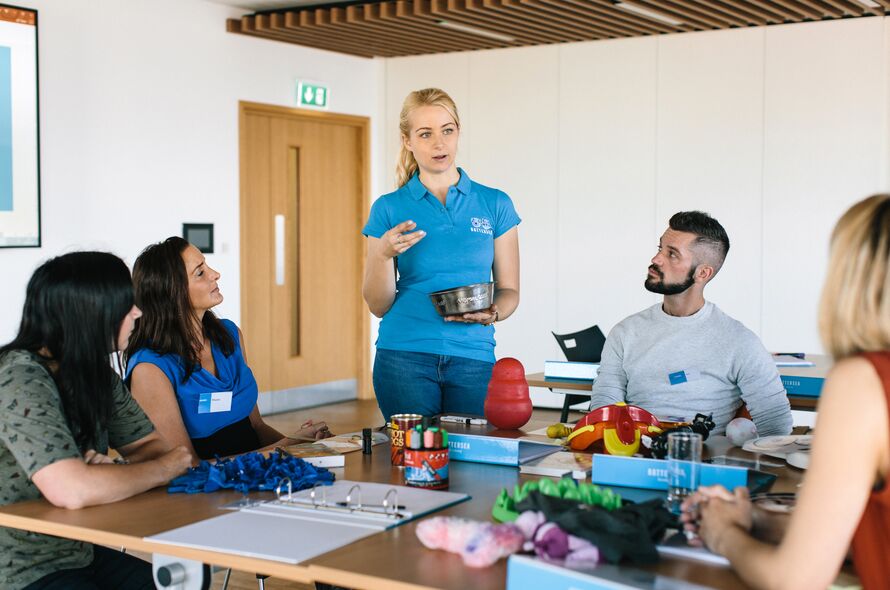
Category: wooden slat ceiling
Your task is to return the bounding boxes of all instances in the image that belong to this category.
[226,0,889,58]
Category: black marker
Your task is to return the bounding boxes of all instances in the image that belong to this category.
[362,428,372,454]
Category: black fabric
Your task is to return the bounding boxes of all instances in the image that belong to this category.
[190,415,261,460]
[515,492,675,565]
[23,545,154,590]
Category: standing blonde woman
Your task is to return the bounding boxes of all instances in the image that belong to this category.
[362,88,521,419]
[681,194,890,590]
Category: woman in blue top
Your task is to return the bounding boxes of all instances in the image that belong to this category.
[363,88,521,419]
[125,237,330,460]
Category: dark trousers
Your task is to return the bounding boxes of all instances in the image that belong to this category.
[24,545,154,590]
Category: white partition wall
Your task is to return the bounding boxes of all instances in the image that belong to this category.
[761,18,886,351]
[557,37,658,335]
[0,0,380,342]
[886,19,890,190]
[656,27,765,334]
[467,45,561,365]
[380,17,890,380]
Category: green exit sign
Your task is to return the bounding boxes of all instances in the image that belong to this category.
[297,81,329,109]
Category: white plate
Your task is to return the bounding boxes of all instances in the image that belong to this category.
[786,451,810,470]
[742,435,812,458]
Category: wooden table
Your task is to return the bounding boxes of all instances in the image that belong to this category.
[0,413,827,590]
[527,372,824,423]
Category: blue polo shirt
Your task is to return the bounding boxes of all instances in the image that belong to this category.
[362,169,521,363]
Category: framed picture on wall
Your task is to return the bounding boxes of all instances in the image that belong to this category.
[0,4,39,248]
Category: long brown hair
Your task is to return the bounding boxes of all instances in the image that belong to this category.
[125,237,234,381]
[395,88,460,188]
[819,194,890,359]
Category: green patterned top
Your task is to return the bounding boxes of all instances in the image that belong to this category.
[0,350,154,589]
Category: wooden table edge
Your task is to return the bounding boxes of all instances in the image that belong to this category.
[0,511,315,583]
[526,372,592,392]
[308,564,435,590]
[526,372,820,411]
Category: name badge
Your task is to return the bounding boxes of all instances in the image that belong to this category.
[198,391,233,414]
[668,369,701,386]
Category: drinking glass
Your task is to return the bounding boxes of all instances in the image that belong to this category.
[666,431,703,514]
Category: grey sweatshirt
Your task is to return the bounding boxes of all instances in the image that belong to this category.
[589,302,793,436]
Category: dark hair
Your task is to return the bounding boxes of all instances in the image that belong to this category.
[125,237,233,382]
[669,211,730,271]
[0,252,134,450]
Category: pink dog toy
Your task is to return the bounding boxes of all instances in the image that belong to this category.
[416,516,525,568]
[416,512,600,568]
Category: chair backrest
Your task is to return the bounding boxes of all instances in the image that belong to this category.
[551,325,607,363]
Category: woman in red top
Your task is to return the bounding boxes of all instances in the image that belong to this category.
[681,194,890,590]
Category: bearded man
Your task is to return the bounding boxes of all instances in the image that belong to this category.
[588,211,792,436]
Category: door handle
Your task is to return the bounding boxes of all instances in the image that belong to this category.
[275,214,285,286]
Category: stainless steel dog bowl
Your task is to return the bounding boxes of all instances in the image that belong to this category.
[429,282,494,317]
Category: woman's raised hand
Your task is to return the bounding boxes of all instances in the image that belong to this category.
[377,220,426,259]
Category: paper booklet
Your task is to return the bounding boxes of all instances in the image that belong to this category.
[313,430,389,454]
[146,480,469,564]
[519,451,593,479]
[277,442,345,468]
[772,354,815,367]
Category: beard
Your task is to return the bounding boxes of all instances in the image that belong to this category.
[644,265,696,295]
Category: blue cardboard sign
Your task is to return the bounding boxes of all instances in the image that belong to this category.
[781,374,824,397]
[447,433,559,466]
[507,555,698,590]
[591,454,748,491]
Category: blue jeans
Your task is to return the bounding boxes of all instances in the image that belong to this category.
[373,349,494,419]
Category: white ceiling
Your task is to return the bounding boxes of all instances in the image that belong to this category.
[205,0,354,11]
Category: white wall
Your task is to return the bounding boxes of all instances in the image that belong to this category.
[4,4,889,397]
[760,18,886,351]
[381,17,890,379]
[0,0,380,342]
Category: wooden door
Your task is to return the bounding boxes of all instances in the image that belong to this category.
[239,102,370,399]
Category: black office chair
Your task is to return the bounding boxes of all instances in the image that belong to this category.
[552,325,606,363]
[551,325,606,421]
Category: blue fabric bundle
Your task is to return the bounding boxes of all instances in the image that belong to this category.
[167,451,335,495]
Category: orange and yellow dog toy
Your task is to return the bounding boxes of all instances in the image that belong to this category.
[566,403,663,456]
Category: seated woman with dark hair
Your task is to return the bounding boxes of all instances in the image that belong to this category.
[125,237,331,461]
[0,252,192,590]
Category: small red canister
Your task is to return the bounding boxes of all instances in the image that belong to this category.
[389,414,422,466]
[404,447,449,490]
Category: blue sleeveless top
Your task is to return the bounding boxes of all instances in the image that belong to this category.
[125,319,258,439]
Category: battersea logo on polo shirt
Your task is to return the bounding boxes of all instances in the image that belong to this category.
[470,217,493,235]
